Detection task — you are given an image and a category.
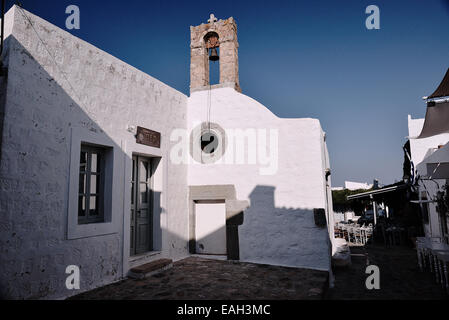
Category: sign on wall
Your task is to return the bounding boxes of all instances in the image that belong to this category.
[136,127,161,149]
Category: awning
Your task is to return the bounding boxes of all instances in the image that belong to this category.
[428,68,449,99]
[417,101,449,138]
[346,184,407,200]
[417,68,449,139]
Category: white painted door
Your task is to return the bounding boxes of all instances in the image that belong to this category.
[195,203,227,255]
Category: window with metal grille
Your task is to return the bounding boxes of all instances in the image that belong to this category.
[78,145,105,224]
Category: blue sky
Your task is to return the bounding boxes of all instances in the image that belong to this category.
[9,0,449,186]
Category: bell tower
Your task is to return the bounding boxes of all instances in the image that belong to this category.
[190,14,241,93]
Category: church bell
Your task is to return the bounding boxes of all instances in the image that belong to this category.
[209,48,219,62]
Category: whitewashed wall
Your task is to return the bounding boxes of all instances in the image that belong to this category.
[408,115,449,168]
[409,115,449,239]
[0,6,189,299]
[188,88,332,271]
[416,143,449,238]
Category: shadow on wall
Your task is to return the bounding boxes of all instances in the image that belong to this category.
[0,35,123,299]
[192,185,331,271]
[239,186,331,271]
[0,35,190,299]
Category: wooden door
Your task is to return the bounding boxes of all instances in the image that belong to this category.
[130,156,153,256]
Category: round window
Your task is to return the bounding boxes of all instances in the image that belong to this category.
[190,123,227,164]
[200,131,219,154]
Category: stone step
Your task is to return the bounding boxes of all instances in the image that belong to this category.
[128,258,173,279]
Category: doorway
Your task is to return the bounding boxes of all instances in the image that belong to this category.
[130,156,153,256]
[195,201,227,255]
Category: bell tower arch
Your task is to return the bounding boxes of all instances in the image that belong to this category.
[190,14,241,93]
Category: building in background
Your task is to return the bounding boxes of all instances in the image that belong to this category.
[333,181,373,223]
[409,68,449,244]
[344,181,373,191]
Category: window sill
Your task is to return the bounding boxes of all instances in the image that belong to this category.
[78,220,105,225]
[68,221,117,240]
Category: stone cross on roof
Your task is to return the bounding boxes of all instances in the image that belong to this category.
[208,14,218,24]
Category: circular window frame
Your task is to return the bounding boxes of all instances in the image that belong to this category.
[190,123,227,164]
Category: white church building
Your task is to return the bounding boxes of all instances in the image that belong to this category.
[0,6,334,299]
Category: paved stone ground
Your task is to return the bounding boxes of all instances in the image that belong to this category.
[327,244,449,300]
[70,245,447,300]
[69,257,329,300]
